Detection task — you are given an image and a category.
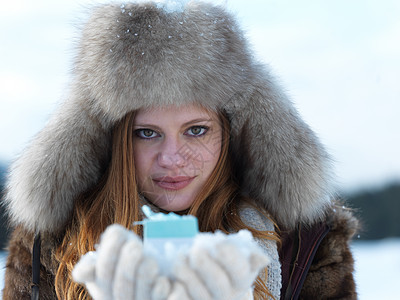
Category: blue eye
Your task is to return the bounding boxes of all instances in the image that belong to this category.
[186,126,208,137]
[135,129,159,139]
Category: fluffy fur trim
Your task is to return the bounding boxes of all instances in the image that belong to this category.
[4,1,334,233]
[300,203,359,298]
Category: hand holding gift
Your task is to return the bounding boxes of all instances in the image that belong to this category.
[73,207,270,300]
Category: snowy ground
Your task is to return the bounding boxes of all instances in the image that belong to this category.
[0,253,6,299]
[1,238,399,299]
[351,238,400,299]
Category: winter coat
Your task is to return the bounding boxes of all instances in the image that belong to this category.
[2,2,359,299]
[2,204,358,300]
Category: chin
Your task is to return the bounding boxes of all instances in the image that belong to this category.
[146,193,193,212]
[160,200,192,212]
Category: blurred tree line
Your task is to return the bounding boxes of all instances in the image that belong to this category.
[344,183,400,240]
[0,162,399,249]
[1,163,10,250]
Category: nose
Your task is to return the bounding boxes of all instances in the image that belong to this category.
[157,137,187,169]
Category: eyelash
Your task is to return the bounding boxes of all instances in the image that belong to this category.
[135,129,160,139]
[185,126,209,137]
[134,126,209,140]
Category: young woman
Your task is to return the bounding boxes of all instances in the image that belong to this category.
[2,1,359,299]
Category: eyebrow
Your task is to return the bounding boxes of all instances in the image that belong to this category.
[182,118,214,127]
[134,118,214,129]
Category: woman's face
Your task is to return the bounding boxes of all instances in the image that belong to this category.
[133,104,222,212]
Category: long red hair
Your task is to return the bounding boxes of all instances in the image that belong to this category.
[55,109,279,299]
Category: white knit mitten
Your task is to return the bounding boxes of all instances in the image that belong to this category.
[73,226,269,300]
[72,224,170,300]
[170,230,270,300]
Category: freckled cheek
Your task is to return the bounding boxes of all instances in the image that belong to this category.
[188,140,221,169]
[133,144,158,183]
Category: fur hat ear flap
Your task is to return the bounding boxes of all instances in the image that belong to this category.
[224,81,334,229]
[4,99,112,233]
[3,2,335,233]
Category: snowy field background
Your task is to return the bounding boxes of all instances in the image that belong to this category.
[1,0,399,298]
[1,238,399,299]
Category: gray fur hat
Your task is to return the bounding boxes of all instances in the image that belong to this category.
[4,1,334,233]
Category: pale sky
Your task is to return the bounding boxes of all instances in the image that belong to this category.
[1,0,400,192]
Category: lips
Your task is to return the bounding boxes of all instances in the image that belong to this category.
[152,176,195,191]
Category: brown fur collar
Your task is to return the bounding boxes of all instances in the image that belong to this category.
[300,204,360,299]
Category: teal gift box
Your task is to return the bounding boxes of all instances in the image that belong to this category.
[139,206,199,268]
[143,215,199,239]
